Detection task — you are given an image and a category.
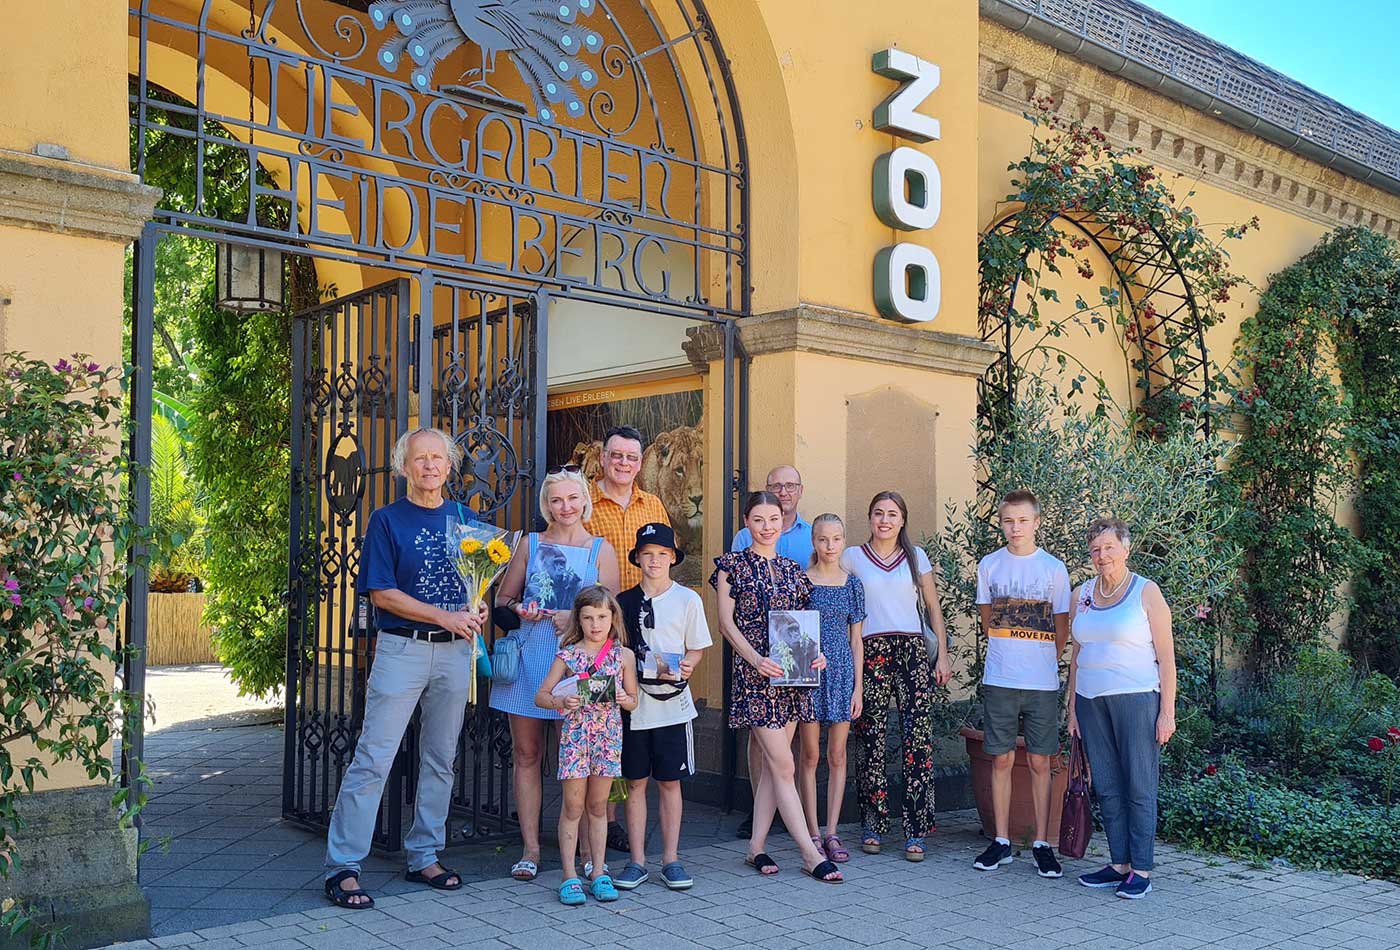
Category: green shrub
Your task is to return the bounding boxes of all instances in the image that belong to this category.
[1160,759,1400,881]
[1216,649,1399,784]
[927,383,1240,710]
[0,353,143,945]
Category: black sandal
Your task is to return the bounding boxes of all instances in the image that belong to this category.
[744,852,779,875]
[804,859,844,884]
[405,865,462,890]
[324,869,374,909]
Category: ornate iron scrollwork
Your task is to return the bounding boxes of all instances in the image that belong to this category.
[447,425,523,518]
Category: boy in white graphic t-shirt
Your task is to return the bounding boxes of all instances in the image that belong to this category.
[612,523,712,893]
[971,490,1071,879]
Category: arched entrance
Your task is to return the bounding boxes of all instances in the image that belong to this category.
[125,0,751,853]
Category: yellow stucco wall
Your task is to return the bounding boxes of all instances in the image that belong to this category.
[0,2,129,167]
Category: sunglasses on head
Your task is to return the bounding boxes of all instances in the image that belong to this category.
[546,463,583,475]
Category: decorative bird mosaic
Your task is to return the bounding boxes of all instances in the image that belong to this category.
[368,0,605,124]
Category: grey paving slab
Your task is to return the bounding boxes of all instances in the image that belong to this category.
[104,718,1400,950]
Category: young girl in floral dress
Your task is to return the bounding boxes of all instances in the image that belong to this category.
[798,514,865,865]
[535,585,638,906]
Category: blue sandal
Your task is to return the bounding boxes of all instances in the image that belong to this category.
[559,877,585,906]
[904,837,926,862]
[861,826,882,854]
[590,874,619,902]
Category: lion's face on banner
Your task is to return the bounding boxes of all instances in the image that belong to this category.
[640,425,704,552]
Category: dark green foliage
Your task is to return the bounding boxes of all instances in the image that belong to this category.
[1214,649,1399,785]
[1230,227,1400,674]
[185,281,291,699]
[1161,649,1400,881]
[1331,232,1400,676]
[1159,760,1400,881]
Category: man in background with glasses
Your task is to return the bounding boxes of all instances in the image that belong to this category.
[730,465,812,566]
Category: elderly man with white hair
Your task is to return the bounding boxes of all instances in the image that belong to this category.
[323,426,488,909]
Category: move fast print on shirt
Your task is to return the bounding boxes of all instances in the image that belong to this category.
[985,576,1058,643]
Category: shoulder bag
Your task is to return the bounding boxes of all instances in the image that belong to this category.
[1058,735,1093,859]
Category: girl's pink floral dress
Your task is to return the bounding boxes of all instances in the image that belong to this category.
[556,642,624,779]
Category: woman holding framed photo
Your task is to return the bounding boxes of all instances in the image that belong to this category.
[711,491,842,884]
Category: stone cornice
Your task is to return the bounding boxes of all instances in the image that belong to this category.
[683,306,1000,377]
[979,22,1400,238]
[0,149,161,243]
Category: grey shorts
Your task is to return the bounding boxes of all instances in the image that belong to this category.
[982,684,1060,756]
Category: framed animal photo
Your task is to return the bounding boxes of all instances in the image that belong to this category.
[547,376,704,586]
[768,610,821,687]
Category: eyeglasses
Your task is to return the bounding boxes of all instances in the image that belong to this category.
[607,452,641,464]
[766,482,802,494]
[546,463,582,475]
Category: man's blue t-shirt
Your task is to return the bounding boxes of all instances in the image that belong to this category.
[357,498,476,631]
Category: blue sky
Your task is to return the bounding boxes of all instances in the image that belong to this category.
[1145,0,1400,132]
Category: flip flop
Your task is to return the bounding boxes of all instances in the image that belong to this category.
[324,870,374,909]
[744,852,779,875]
[804,859,844,884]
[405,865,462,890]
[510,859,538,881]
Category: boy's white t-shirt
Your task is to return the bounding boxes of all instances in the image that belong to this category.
[629,583,713,730]
[975,546,1071,691]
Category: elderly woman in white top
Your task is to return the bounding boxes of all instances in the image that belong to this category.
[1067,517,1176,900]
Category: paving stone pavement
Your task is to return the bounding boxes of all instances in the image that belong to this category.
[118,721,1400,949]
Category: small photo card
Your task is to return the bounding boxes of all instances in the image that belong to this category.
[642,651,684,681]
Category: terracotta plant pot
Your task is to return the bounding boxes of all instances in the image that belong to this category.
[960,725,1070,846]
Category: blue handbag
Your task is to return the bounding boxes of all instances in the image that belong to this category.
[491,632,521,685]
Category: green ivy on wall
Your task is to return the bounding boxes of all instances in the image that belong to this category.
[1231,227,1400,675]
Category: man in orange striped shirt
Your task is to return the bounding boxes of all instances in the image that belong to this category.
[585,425,672,592]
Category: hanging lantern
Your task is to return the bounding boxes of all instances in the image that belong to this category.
[215,242,285,313]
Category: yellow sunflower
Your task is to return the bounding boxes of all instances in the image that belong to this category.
[486,538,511,564]
[459,538,483,555]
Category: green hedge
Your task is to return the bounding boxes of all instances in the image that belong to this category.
[1160,760,1400,881]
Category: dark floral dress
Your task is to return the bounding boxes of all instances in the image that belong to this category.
[709,550,814,729]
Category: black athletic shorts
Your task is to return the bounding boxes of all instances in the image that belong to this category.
[621,718,692,782]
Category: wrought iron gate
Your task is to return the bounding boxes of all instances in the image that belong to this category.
[284,278,411,848]
[283,275,546,851]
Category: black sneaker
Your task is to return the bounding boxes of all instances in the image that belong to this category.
[973,840,1014,871]
[736,812,753,839]
[1115,872,1152,899]
[1032,844,1063,878]
[606,820,630,853]
[1078,865,1129,888]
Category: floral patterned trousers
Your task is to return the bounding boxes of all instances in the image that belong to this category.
[855,635,937,839]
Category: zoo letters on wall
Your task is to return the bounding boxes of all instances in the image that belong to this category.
[547,377,703,587]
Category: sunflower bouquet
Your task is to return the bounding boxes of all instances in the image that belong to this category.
[446,515,517,703]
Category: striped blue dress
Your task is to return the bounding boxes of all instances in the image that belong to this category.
[489,533,605,720]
